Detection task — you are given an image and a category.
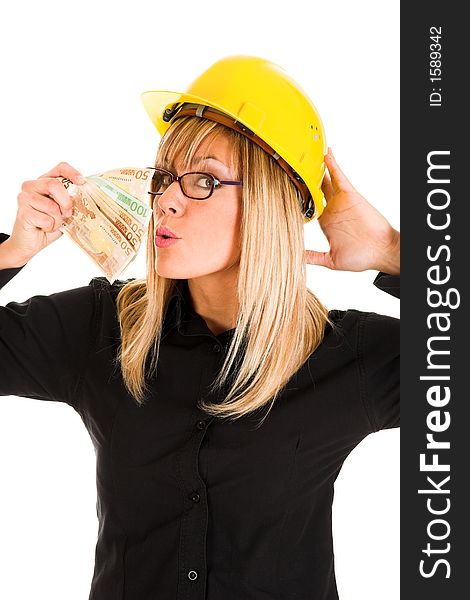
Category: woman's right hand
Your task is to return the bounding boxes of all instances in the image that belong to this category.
[7,162,86,266]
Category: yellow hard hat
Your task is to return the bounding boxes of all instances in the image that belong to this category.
[141,55,328,221]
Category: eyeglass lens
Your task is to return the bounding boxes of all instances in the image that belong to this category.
[152,170,214,199]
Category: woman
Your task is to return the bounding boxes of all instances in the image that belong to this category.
[0,56,399,599]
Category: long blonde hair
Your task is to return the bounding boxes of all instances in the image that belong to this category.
[115,115,333,426]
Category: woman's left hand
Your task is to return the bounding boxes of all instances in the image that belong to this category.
[305,148,400,275]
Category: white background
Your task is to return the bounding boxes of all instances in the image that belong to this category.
[0,1,400,598]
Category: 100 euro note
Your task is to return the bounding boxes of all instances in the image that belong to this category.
[58,167,154,283]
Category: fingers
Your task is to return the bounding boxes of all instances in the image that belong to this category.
[20,177,74,218]
[324,147,355,193]
[18,191,65,233]
[38,161,86,185]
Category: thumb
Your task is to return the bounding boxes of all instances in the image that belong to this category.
[305,249,334,269]
[44,229,65,245]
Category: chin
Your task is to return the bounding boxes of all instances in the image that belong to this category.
[154,254,240,280]
[154,261,194,280]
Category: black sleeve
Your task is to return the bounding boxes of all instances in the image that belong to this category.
[358,310,400,432]
[0,233,28,288]
[373,271,400,299]
[0,269,96,412]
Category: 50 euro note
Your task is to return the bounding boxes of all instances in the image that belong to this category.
[57,167,154,283]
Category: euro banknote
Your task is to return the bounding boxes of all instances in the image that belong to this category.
[58,167,154,282]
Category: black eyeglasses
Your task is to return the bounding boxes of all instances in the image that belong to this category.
[147,167,243,200]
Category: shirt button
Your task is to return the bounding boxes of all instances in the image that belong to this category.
[212,344,221,353]
[188,570,198,581]
[196,420,206,430]
[189,491,200,503]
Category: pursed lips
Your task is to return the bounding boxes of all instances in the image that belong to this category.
[156,226,181,239]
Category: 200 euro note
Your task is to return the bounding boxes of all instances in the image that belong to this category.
[57,167,154,283]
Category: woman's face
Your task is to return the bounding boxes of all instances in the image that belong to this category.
[153,133,243,280]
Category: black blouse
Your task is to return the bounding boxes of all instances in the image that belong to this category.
[0,232,399,600]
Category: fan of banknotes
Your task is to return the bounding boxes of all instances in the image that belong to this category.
[57,167,154,283]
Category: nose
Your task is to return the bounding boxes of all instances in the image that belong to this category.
[154,181,186,217]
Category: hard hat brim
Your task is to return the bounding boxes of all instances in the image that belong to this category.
[141,89,252,138]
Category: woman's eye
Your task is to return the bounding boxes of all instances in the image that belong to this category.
[153,173,172,190]
[197,176,213,189]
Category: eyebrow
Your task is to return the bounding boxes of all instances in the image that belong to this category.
[191,155,227,166]
[161,155,230,171]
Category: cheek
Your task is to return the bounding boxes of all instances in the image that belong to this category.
[198,216,240,256]
[188,203,241,262]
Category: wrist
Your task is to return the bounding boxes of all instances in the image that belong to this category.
[0,238,31,269]
[374,229,400,276]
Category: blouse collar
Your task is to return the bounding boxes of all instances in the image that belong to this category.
[163,278,236,343]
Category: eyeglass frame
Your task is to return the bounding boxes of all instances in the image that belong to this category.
[146,166,243,201]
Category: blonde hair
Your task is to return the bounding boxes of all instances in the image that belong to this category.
[115,115,333,426]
